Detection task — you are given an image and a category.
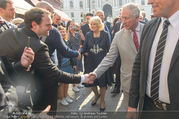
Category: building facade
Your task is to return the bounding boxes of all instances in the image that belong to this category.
[61,0,152,24]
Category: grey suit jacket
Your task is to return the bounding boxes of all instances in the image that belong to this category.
[94,23,144,93]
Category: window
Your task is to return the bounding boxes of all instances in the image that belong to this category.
[80,12,83,17]
[131,0,135,3]
[71,12,74,17]
[79,1,83,9]
[98,0,100,7]
[92,0,95,9]
[114,0,116,7]
[118,0,122,6]
[70,1,73,8]
[141,0,145,5]
[61,3,63,9]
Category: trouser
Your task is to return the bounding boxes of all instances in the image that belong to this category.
[114,56,121,89]
[140,95,177,119]
[123,91,129,110]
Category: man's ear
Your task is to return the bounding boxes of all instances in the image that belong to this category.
[31,21,38,29]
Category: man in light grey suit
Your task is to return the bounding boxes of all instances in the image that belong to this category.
[88,3,144,110]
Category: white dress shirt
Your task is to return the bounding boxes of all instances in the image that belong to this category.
[130,22,141,45]
[146,10,179,103]
[4,19,14,28]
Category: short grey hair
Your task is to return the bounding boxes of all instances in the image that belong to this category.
[122,3,140,19]
[96,10,104,16]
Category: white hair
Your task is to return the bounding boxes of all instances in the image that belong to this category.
[122,3,140,19]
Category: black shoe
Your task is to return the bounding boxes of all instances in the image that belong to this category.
[100,107,105,112]
[91,94,100,106]
[100,102,105,112]
[111,88,120,94]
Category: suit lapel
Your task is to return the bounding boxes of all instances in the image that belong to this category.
[144,19,161,67]
[169,40,179,71]
[124,29,137,53]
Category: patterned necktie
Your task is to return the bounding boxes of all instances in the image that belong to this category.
[150,20,170,101]
[132,30,139,51]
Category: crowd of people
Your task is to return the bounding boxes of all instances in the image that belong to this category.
[0,0,179,119]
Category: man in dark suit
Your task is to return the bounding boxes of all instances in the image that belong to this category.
[127,0,179,119]
[110,20,123,94]
[81,13,93,37]
[81,13,93,74]
[0,8,94,114]
[96,10,112,42]
[0,0,16,34]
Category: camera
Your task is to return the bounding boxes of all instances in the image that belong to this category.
[71,25,77,29]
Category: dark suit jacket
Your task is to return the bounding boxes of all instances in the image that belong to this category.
[129,18,179,118]
[0,27,81,112]
[105,21,111,32]
[81,23,90,37]
[112,21,122,39]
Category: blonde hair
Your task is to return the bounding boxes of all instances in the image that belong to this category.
[57,26,67,40]
[57,25,65,31]
[89,16,104,31]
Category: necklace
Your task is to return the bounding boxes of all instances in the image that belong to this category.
[93,32,100,38]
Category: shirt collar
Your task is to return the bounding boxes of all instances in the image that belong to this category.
[3,19,13,27]
[161,10,179,28]
[130,22,140,32]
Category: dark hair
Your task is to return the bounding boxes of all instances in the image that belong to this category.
[86,13,93,17]
[0,0,14,9]
[66,20,73,31]
[24,8,51,28]
[112,17,120,27]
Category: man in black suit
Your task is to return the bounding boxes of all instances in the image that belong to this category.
[81,13,93,74]
[110,20,122,94]
[96,10,112,42]
[0,8,94,114]
[81,13,93,37]
[127,0,179,119]
[0,0,16,34]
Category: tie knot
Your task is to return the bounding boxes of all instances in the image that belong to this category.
[164,20,170,27]
[132,30,136,33]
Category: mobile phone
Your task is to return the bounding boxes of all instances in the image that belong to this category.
[26,37,31,71]
[27,37,30,48]
[71,25,77,29]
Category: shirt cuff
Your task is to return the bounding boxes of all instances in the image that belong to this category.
[80,75,85,83]
[93,72,97,78]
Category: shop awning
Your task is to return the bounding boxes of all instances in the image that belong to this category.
[13,0,33,14]
[54,8,72,21]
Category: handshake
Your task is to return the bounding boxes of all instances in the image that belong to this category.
[82,72,97,84]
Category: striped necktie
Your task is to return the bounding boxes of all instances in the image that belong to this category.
[150,20,170,101]
[132,30,139,51]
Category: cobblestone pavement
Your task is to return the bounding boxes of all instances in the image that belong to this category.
[57,84,127,119]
